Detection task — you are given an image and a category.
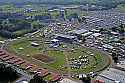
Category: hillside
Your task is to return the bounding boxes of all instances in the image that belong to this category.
[0,0,125,7]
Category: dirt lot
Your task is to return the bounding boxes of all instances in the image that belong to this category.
[33,54,55,63]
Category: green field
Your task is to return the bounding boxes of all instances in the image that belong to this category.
[117,4,125,12]
[7,30,110,75]
[0,36,4,41]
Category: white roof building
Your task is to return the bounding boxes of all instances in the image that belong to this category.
[82,32,93,37]
[69,29,88,35]
[0,41,5,44]
[92,33,101,37]
[60,78,78,83]
[55,34,76,39]
[31,42,39,46]
[51,39,59,42]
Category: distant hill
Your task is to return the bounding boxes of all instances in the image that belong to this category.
[0,0,124,3]
[0,0,125,7]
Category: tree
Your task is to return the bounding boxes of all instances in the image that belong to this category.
[81,36,86,43]
[78,17,82,23]
[112,52,119,63]
[29,75,47,83]
[111,27,118,32]
[0,63,19,82]
[113,56,118,63]
[81,17,87,23]
[80,75,91,83]
[119,23,125,34]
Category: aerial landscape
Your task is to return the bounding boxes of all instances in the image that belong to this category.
[0,0,125,83]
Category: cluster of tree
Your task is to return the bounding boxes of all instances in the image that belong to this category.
[78,17,87,23]
[0,0,125,10]
[0,19,44,38]
[79,75,91,83]
[29,75,47,83]
[66,13,86,23]
[0,63,20,83]
[111,52,119,63]
[0,12,25,20]
[111,23,125,34]
[119,23,125,34]
[0,19,31,31]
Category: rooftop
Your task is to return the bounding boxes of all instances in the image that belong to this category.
[55,34,76,39]
[69,29,88,34]
[60,78,78,83]
[97,68,125,83]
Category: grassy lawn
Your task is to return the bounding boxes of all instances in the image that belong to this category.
[0,36,5,41]
[7,36,66,72]
[66,9,88,17]
[7,30,110,74]
[47,50,65,71]
[117,4,125,12]
[8,38,109,74]
[66,47,109,74]
[8,38,41,56]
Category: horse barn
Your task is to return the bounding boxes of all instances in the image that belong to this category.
[0,50,61,82]
[54,34,77,43]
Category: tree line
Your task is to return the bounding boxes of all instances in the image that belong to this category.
[0,19,44,39]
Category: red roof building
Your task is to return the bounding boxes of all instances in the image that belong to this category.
[50,73,61,82]
[2,56,14,61]
[93,80,105,83]
[0,54,9,59]
[36,68,49,77]
[0,51,6,55]
[15,60,25,65]
[0,50,62,82]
